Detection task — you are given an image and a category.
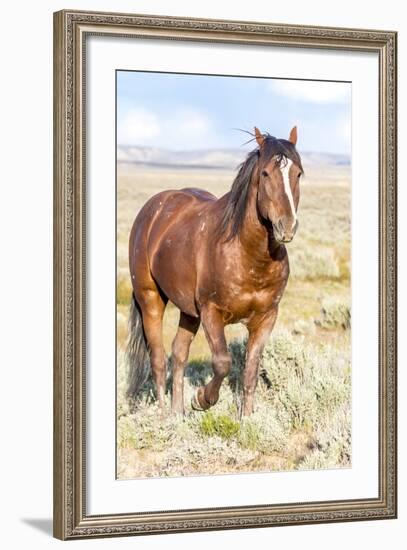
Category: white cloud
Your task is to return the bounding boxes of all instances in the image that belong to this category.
[118,108,160,144]
[117,107,212,148]
[177,110,211,136]
[268,79,351,104]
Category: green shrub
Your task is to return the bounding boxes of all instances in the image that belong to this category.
[315,298,351,330]
[298,404,351,470]
[117,415,138,448]
[117,276,132,306]
[239,405,290,452]
[289,247,340,280]
[200,411,240,440]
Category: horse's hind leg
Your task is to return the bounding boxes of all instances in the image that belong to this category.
[136,287,167,411]
[171,312,200,415]
[192,305,231,411]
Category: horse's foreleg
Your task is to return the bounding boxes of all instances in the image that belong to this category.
[243,309,278,417]
[192,305,230,411]
[171,312,200,415]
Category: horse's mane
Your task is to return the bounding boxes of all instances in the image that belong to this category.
[218,134,303,242]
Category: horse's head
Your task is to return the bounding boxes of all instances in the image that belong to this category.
[255,126,303,244]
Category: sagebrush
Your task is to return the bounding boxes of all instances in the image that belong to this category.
[117,329,351,478]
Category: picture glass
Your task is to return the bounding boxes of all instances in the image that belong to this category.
[115,69,352,480]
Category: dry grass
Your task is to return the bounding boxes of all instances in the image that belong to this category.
[116,161,351,479]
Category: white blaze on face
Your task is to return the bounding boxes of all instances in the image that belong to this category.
[281,159,297,227]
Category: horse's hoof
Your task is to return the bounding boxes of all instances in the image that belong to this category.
[191,386,214,411]
[191,393,205,411]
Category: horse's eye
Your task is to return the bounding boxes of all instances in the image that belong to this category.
[298,172,302,178]
[261,170,269,178]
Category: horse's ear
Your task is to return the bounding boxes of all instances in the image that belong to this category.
[288,126,298,145]
[254,127,265,148]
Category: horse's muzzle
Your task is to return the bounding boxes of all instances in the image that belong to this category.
[273,219,298,243]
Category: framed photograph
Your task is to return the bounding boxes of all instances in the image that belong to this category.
[53,9,397,540]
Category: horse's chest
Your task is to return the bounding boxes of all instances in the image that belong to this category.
[198,252,289,324]
[222,275,286,324]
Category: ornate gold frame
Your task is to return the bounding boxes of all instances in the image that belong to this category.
[53,9,397,540]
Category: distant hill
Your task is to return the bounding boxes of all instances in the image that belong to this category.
[117,145,350,170]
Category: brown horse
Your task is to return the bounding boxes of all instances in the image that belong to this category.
[126,126,303,416]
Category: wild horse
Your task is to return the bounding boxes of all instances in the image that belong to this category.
[127,127,303,416]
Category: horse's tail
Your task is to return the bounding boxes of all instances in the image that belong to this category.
[126,293,150,398]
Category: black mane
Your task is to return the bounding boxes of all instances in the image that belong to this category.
[218,134,303,241]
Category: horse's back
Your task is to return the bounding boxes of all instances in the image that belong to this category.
[179,187,216,202]
[137,187,216,241]
[131,187,215,238]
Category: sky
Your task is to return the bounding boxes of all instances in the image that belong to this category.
[117,70,351,156]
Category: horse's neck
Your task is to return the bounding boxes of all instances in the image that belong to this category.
[239,177,283,262]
